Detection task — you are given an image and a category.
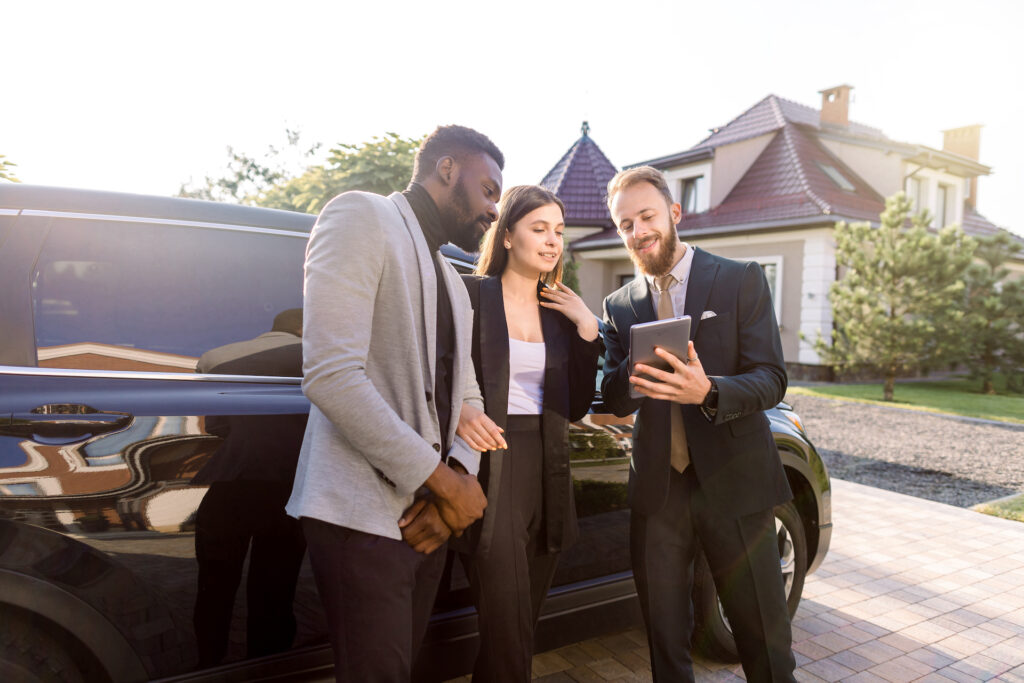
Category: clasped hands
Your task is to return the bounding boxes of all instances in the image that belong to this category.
[629,340,712,405]
[399,402,506,554]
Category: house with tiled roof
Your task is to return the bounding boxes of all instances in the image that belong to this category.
[540,121,618,235]
[565,85,1020,379]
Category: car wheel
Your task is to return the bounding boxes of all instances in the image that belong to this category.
[692,500,807,662]
[0,612,85,683]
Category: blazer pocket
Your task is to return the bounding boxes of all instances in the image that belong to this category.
[698,311,732,330]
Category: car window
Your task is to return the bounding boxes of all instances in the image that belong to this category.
[31,218,306,373]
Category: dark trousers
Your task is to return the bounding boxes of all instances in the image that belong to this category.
[465,416,559,683]
[193,480,307,667]
[631,466,795,682]
[301,515,446,683]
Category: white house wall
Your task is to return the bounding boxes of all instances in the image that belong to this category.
[819,138,903,198]
[797,230,838,364]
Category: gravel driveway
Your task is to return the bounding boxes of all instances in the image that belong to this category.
[783,392,1024,507]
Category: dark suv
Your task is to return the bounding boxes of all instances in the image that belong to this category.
[0,185,831,681]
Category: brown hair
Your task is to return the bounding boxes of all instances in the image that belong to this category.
[605,166,674,213]
[476,185,566,287]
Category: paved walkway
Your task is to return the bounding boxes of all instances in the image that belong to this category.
[448,479,1024,682]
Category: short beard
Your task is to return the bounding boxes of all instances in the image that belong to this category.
[442,179,488,252]
[629,231,679,276]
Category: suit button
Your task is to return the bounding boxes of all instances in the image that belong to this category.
[425,391,432,401]
[432,443,441,452]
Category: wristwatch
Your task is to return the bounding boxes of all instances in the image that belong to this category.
[701,377,719,417]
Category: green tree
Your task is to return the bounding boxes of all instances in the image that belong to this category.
[561,256,580,294]
[814,192,975,401]
[177,129,320,205]
[1001,277,1024,393]
[259,133,421,214]
[961,232,1023,394]
[0,154,19,182]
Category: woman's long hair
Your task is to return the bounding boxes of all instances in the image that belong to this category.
[476,185,566,287]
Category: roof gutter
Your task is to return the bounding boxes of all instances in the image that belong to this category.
[626,146,715,170]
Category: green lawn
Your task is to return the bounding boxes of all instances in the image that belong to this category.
[974,494,1024,523]
[787,374,1024,424]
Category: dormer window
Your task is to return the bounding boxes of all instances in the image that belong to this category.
[817,163,856,192]
[680,176,706,213]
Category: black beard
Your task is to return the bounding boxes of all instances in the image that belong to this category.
[441,179,488,252]
[629,230,679,276]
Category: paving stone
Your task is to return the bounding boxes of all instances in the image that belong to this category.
[808,631,857,653]
[868,656,931,682]
[826,649,877,673]
[948,652,1013,679]
[905,645,958,669]
[802,657,857,682]
[848,641,904,665]
[586,657,633,680]
[533,651,574,676]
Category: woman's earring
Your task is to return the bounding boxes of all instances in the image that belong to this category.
[504,242,511,249]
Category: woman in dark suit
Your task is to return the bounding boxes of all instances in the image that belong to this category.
[456,185,601,682]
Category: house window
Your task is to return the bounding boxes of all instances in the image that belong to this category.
[737,256,783,322]
[680,176,705,214]
[906,176,926,214]
[936,184,952,227]
[618,274,634,289]
[817,163,856,192]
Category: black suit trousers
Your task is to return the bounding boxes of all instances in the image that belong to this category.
[301,516,446,683]
[631,467,796,682]
[464,417,559,683]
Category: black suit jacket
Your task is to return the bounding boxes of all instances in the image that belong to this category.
[601,247,791,519]
[461,275,601,556]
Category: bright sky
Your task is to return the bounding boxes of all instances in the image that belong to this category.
[4,0,1022,236]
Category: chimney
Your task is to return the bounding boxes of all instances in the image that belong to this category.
[943,124,982,208]
[818,84,853,127]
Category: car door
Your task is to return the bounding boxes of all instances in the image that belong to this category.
[0,209,327,679]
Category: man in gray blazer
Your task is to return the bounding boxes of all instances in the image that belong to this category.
[286,126,503,681]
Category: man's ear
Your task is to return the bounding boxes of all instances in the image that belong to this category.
[670,201,683,227]
[435,156,458,187]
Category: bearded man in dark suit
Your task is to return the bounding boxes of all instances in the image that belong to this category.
[600,166,796,682]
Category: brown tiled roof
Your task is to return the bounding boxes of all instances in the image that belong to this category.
[961,206,1001,237]
[571,122,887,251]
[694,94,888,151]
[679,123,886,233]
[540,125,618,228]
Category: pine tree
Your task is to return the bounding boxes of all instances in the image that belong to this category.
[815,192,975,401]
[998,277,1024,393]
[961,232,1023,394]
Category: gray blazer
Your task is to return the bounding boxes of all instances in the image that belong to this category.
[286,191,483,540]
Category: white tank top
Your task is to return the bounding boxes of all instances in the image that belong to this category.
[507,338,545,415]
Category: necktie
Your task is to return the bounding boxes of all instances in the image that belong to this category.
[655,275,690,473]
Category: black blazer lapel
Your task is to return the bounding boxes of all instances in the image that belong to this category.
[539,302,571,550]
[627,275,657,325]
[684,247,719,339]
[479,277,510,430]
[474,276,510,557]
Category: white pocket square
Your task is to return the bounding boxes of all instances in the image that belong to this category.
[701,310,717,320]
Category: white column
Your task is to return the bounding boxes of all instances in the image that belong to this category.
[798,234,836,365]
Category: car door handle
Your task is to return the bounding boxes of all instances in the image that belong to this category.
[1,405,133,439]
